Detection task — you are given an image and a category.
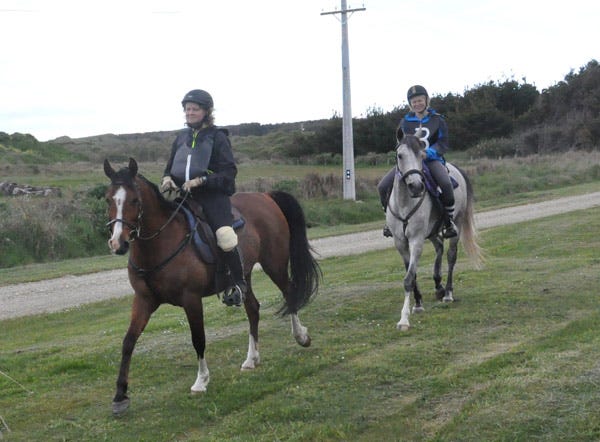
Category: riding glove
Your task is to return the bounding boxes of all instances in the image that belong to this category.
[425,147,441,161]
[182,176,207,192]
[160,176,178,192]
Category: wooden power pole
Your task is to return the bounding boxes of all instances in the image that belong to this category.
[321,1,365,200]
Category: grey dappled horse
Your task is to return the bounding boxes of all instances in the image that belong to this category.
[386,135,483,331]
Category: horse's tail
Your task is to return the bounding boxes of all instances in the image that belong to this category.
[268,191,322,316]
[457,167,485,269]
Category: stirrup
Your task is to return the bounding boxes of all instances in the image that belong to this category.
[442,221,458,239]
[383,225,393,238]
[222,284,246,307]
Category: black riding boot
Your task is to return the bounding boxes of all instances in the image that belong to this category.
[222,247,247,307]
[442,205,458,239]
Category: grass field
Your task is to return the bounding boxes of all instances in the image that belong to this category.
[1,205,600,441]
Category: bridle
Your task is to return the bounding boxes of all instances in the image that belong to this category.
[106,178,190,242]
[387,142,427,233]
[106,177,194,276]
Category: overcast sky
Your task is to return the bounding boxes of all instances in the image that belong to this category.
[1,0,598,141]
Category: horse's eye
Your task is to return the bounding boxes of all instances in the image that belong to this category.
[130,198,139,206]
[397,154,402,160]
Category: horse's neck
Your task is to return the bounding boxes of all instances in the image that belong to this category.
[138,186,172,232]
[391,178,415,207]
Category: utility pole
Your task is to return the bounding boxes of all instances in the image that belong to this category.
[321,1,365,201]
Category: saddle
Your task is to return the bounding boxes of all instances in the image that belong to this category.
[422,161,459,199]
[177,198,246,293]
[178,198,245,264]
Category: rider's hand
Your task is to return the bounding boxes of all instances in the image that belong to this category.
[182,176,207,192]
[160,176,178,192]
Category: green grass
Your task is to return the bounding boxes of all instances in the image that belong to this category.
[1,207,600,441]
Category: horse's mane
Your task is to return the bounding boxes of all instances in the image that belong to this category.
[136,174,180,211]
[111,167,179,212]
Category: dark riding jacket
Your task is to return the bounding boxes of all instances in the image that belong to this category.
[163,126,237,231]
[398,109,449,163]
[164,126,237,196]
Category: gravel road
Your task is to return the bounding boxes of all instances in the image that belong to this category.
[2,192,600,321]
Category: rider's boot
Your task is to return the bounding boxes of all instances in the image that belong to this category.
[222,247,247,307]
[381,199,393,238]
[442,205,458,239]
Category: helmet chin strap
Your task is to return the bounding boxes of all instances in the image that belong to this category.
[187,117,208,130]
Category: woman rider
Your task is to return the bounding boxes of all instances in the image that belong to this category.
[160,89,246,307]
[377,85,458,239]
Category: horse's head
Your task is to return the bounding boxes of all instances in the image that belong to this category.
[395,135,426,198]
[104,157,141,255]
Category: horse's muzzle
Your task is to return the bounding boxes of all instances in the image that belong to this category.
[407,181,425,198]
[108,238,129,255]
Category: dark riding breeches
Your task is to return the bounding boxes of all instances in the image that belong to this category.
[426,160,455,208]
[377,168,395,210]
[191,191,233,232]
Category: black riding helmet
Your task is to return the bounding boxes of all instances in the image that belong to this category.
[407,85,428,101]
[182,89,214,108]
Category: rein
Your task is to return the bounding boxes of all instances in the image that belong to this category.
[137,190,190,241]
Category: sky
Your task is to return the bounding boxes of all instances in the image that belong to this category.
[1,0,599,142]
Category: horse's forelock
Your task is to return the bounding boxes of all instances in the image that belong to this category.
[111,167,136,186]
[400,135,423,155]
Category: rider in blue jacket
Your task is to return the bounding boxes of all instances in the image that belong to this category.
[377,85,458,239]
[160,89,246,307]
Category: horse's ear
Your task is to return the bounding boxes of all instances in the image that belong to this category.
[128,157,138,176]
[104,159,115,179]
[396,125,403,141]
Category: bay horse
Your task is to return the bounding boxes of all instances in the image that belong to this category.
[103,158,321,415]
[386,135,483,331]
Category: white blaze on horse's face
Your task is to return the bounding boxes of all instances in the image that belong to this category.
[108,186,127,252]
[396,141,425,198]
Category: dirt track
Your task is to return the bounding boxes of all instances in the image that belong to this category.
[2,192,600,321]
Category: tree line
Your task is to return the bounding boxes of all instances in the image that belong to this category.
[283,59,600,158]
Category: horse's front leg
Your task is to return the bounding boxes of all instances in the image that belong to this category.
[396,237,424,331]
[183,295,210,393]
[241,278,261,370]
[112,294,157,415]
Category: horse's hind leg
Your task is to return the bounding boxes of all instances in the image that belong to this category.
[242,273,261,370]
[412,275,424,313]
[182,295,210,393]
[431,237,447,301]
[262,260,311,347]
[444,237,459,302]
[112,294,158,415]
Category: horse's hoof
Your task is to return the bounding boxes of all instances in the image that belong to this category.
[296,335,311,348]
[412,305,424,314]
[442,296,454,303]
[396,323,410,331]
[112,398,130,416]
